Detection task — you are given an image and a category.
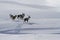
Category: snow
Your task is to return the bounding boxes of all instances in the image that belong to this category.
[0,0,60,40]
[0,34,60,40]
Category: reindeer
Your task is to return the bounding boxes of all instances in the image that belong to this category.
[9,14,17,20]
[24,16,31,22]
[17,13,25,19]
[9,13,31,23]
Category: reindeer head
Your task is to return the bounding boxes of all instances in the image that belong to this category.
[22,13,25,16]
[28,16,31,18]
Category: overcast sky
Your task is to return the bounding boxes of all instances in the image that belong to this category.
[0,0,60,18]
[0,0,60,7]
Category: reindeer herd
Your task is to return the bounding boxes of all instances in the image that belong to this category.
[9,13,31,22]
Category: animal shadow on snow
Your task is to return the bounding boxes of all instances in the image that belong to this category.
[24,22,38,25]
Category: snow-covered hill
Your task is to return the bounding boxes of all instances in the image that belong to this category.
[0,0,60,40]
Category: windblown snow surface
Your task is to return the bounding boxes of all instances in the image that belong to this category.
[0,0,60,40]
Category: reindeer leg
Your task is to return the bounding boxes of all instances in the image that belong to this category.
[27,20,28,22]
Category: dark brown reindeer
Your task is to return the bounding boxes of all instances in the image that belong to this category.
[9,14,17,20]
[17,13,25,19]
[24,16,31,22]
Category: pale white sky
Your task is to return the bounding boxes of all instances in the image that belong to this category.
[16,0,60,7]
[46,0,60,7]
[0,0,60,7]
[0,0,60,18]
